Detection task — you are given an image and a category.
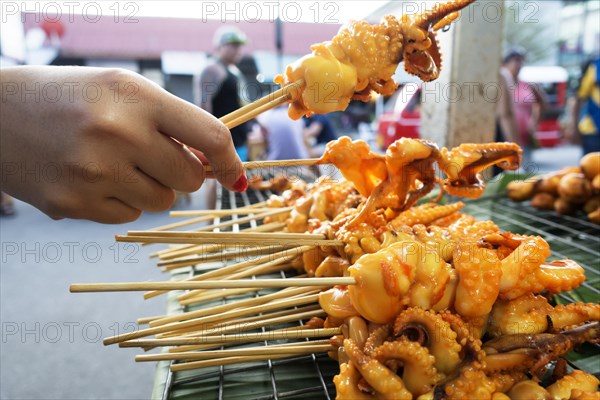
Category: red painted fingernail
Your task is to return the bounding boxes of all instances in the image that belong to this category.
[233,174,248,192]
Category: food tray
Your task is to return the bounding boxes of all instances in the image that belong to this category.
[151,179,600,400]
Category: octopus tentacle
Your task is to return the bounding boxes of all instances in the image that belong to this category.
[489,294,553,337]
[482,352,536,374]
[452,243,502,317]
[434,366,496,400]
[364,324,392,356]
[393,308,462,375]
[372,338,441,396]
[439,142,522,199]
[439,311,486,363]
[548,302,600,330]
[493,234,551,299]
[489,294,600,337]
[334,362,373,400]
[506,380,550,399]
[344,338,413,399]
[487,372,528,393]
[545,370,600,399]
[414,0,476,31]
[534,259,586,294]
[390,202,465,229]
[429,211,464,227]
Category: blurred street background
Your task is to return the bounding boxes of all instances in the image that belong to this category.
[1,0,599,398]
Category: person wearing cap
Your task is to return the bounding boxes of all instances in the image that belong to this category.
[197,26,251,161]
[496,47,547,170]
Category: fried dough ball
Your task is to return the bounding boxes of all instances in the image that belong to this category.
[558,173,592,204]
[531,192,556,210]
[580,152,600,180]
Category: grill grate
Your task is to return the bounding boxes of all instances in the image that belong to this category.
[154,187,600,400]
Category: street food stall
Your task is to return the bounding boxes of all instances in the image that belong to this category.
[67,1,600,398]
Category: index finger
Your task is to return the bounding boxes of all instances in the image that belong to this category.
[154,92,247,192]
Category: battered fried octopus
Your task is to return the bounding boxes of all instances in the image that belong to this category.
[275,0,477,119]
[333,309,600,400]
[318,137,522,226]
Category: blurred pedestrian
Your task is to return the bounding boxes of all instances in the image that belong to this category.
[196,26,251,161]
[256,105,309,161]
[567,58,600,155]
[303,114,339,158]
[496,48,547,169]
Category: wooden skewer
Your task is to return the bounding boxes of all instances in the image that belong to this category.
[142,207,293,244]
[137,315,162,325]
[71,277,354,293]
[119,327,340,348]
[136,343,333,362]
[116,235,342,247]
[161,306,325,350]
[174,273,306,306]
[157,305,323,343]
[169,208,277,217]
[127,231,322,240]
[148,288,320,327]
[175,273,307,307]
[175,262,294,302]
[171,350,326,372]
[147,246,311,299]
[178,287,264,306]
[219,79,304,127]
[150,287,320,327]
[137,339,332,355]
[103,293,320,345]
[142,337,331,354]
[204,159,321,173]
[145,215,215,232]
[173,246,313,301]
[224,94,290,130]
[143,209,280,247]
[133,208,293,248]
[157,245,288,270]
[155,222,286,260]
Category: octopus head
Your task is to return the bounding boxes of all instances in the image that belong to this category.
[402,27,442,82]
[402,0,476,82]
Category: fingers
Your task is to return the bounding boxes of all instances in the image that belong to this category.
[113,168,176,213]
[92,198,143,224]
[153,92,247,192]
[134,133,206,192]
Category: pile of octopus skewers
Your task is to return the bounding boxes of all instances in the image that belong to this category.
[72,136,600,400]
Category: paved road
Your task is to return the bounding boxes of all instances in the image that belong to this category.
[0,144,583,399]
[1,188,210,400]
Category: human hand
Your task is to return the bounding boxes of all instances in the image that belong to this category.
[1,66,247,223]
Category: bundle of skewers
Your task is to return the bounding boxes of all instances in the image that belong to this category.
[70,0,600,398]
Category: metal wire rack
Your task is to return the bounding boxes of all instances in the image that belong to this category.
[152,185,600,400]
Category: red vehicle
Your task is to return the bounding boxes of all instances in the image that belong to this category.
[376,67,568,150]
[376,83,421,150]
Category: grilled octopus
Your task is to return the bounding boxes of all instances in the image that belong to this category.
[275,0,477,119]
